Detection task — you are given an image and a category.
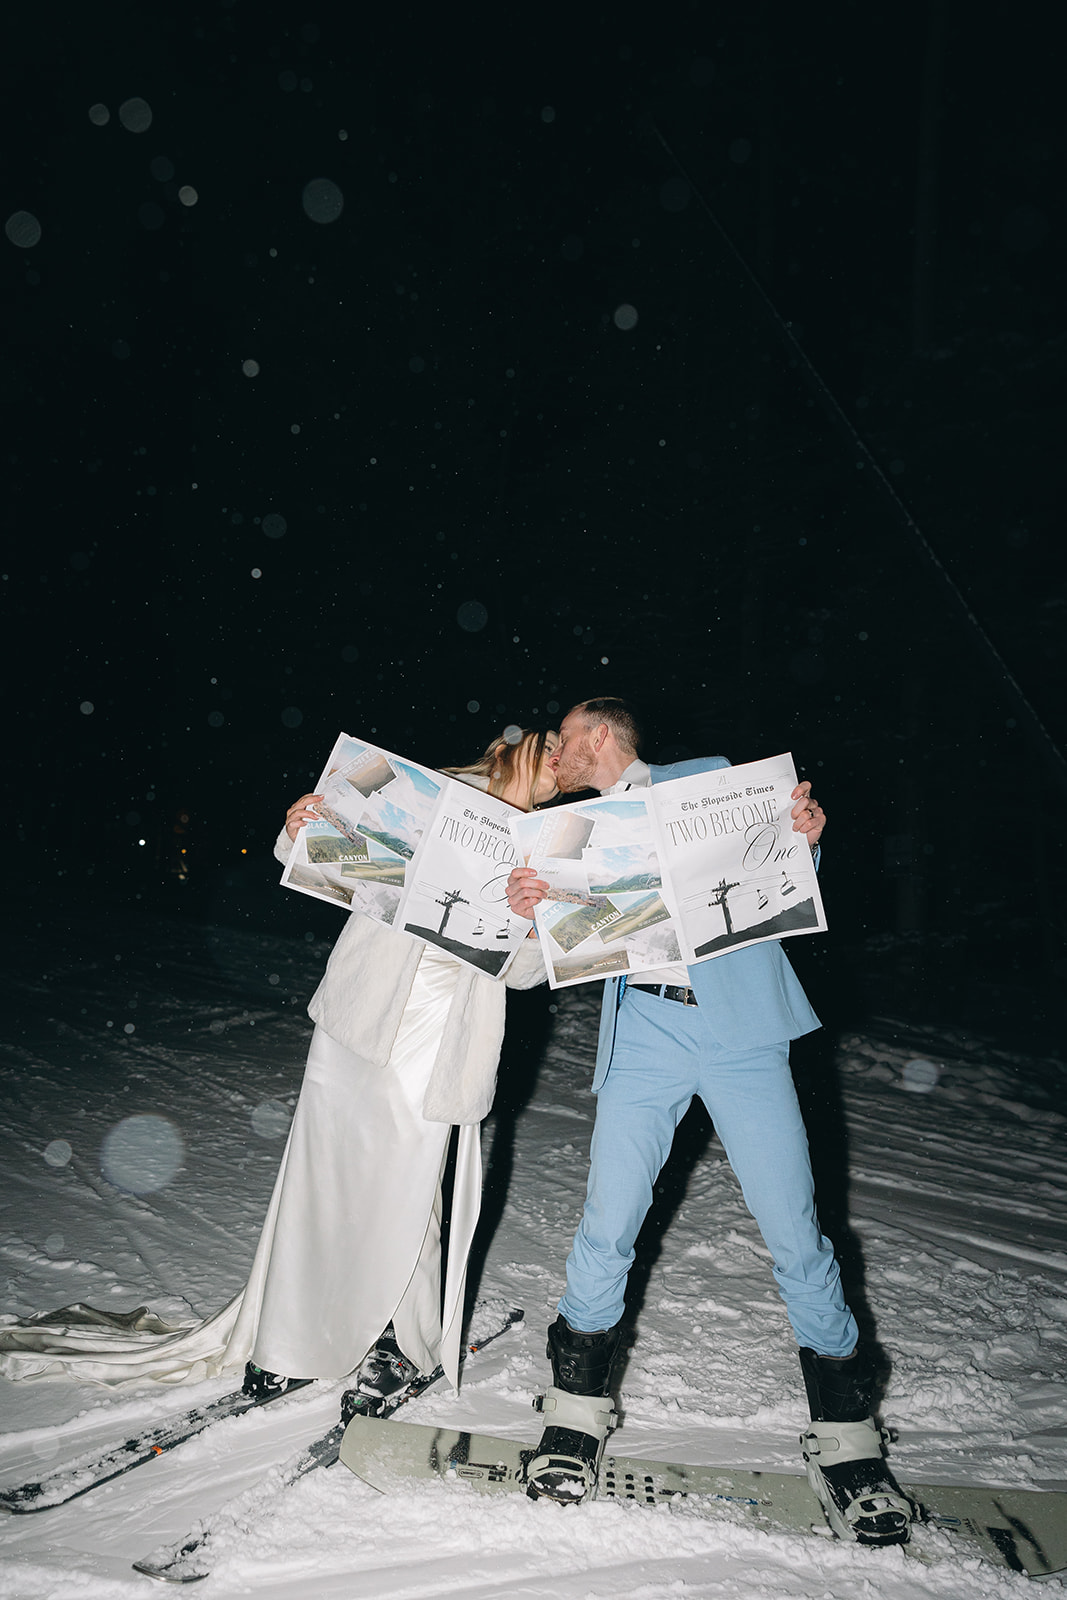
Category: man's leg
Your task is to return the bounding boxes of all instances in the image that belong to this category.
[698,1039,910,1545]
[695,1040,855,1356]
[528,988,698,1503]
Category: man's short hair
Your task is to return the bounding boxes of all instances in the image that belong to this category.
[570,697,643,758]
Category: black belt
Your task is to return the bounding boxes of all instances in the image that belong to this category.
[630,983,699,1006]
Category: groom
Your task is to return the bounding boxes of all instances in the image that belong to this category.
[505,697,911,1545]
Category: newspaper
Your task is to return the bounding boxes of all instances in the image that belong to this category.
[512,753,826,989]
[280,732,531,978]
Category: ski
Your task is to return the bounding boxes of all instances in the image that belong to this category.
[337,1415,1067,1581]
[132,1305,523,1584]
[0,1373,314,1516]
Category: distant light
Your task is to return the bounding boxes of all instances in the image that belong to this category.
[80,700,95,715]
[251,567,262,578]
[88,103,110,126]
[601,656,609,664]
[138,838,146,845]
[242,359,260,377]
[467,700,480,713]
[178,185,198,207]
[613,304,638,331]
[241,848,248,855]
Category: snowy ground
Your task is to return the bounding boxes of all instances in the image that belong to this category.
[1,897,1065,1598]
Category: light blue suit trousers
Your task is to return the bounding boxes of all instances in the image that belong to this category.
[557,756,857,1358]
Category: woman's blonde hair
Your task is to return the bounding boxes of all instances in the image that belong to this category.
[443,727,551,813]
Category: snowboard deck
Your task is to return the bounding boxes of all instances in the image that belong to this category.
[339,1414,1067,1579]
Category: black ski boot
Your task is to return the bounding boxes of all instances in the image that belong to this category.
[799,1345,913,1546]
[352,1323,422,1403]
[241,1362,305,1401]
[525,1316,621,1505]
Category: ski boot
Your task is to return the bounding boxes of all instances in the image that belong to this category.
[525,1316,621,1505]
[241,1362,306,1401]
[350,1324,422,1406]
[799,1344,913,1546]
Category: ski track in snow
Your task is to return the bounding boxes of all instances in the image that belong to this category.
[0,906,1064,1598]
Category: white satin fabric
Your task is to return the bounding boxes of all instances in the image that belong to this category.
[0,945,481,1389]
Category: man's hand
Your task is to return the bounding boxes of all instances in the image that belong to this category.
[506,865,549,920]
[790,781,825,851]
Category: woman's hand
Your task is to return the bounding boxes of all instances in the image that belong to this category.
[285,793,323,842]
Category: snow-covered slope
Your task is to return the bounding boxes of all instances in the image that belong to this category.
[1,904,1064,1598]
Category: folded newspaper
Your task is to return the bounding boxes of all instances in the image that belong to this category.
[281,737,825,989]
[511,753,826,989]
[280,732,532,978]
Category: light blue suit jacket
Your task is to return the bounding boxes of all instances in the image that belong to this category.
[592,756,821,1091]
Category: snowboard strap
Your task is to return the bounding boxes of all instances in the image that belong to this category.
[800,1416,886,1466]
[534,1386,617,1436]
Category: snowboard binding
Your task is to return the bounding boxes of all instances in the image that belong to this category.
[524,1316,621,1505]
[799,1345,912,1546]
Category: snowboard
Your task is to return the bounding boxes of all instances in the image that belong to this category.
[338,1414,1067,1580]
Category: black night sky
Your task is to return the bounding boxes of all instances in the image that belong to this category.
[3,1,1064,1040]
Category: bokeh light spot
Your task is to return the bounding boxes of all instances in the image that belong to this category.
[118,97,153,133]
[5,211,42,249]
[251,1099,293,1139]
[43,1140,73,1167]
[659,178,691,213]
[302,178,344,224]
[457,601,488,632]
[101,1114,183,1194]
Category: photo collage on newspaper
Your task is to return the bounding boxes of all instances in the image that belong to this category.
[511,753,827,989]
[279,733,532,977]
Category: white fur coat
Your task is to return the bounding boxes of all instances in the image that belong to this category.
[274,780,544,1124]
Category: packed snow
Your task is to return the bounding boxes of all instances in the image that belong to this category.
[1,897,1065,1598]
